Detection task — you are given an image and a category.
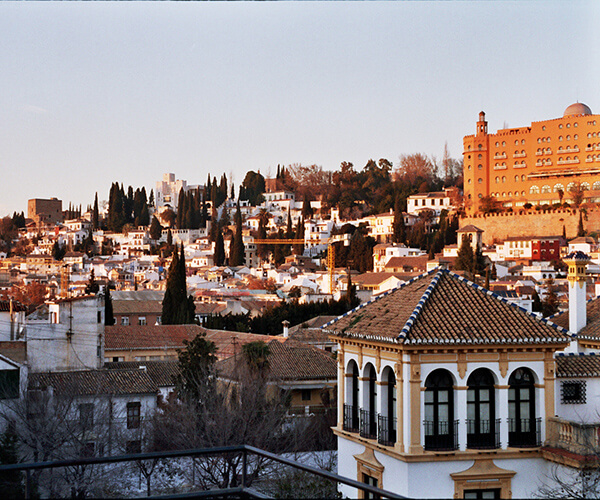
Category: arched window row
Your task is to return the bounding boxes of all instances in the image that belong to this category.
[423,367,540,451]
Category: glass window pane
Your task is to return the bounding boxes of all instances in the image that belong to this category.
[438,390,448,403]
[480,403,490,421]
[438,404,449,423]
[520,402,531,421]
[520,388,530,401]
[425,391,433,403]
[508,402,516,420]
[480,389,490,402]
[425,404,434,422]
[467,390,475,402]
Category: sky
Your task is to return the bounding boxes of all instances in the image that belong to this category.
[0,1,598,216]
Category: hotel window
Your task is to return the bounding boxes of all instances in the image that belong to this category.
[553,183,564,192]
[561,381,586,404]
[496,142,500,147]
[530,186,539,194]
[566,123,571,128]
[495,177,500,184]
[542,126,546,130]
[559,136,563,141]
[502,141,506,146]
[581,182,590,191]
[574,122,578,127]
[508,191,512,196]
[121,317,129,326]
[593,182,600,190]
[138,317,147,326]
[514,175,519,182]
[542,185,551,193]
[521,175,526,181]
[502,176,506,183]
[522,139,525,144]
[478,194,483,198]
[559,124,563,129]
[478,154,482,159]
[478,178,482,184]
[478,144,482,150]
[478,164,483,169]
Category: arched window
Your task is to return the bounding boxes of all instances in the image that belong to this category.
[360,363,377,439]
[343,360,359,432]
[554,183,564,193]
[424,369,456,450]
[593,181,600,190]
[542,185,551,193]
[514,175,519,182]
[521,175,526,181]
[495,176,500,184]
[530,185,539,194]
[467,369,498,449]
[502,176,506,183]
[378,366,396,446]
[508,368,538,447]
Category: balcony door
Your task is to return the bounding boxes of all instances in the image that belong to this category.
[508,368,536,447]
[424,369,455,450]
[467,369,497,449]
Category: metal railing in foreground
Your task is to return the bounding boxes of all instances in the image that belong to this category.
[0,444,407,499]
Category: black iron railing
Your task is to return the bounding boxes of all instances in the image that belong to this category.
[343,404,359,432]
[508,417,541,447]
[0,445,407,500]
[359,409,377,439]
[377,414,397,446]
[423,419,459,451]
[466,418,501,449]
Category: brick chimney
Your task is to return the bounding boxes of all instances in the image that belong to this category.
[564,251,591,334]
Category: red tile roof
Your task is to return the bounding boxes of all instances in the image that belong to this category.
[555,353,600,377]
[324,269,570,346]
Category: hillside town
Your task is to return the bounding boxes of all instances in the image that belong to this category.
[1,104,600,498]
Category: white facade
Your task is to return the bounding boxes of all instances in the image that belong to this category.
[26,295,105,372]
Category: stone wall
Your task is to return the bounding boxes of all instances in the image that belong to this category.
[460,208,599,245]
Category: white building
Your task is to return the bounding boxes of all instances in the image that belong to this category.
[324,255,600,499]
[155,173,201,212]
[406,187,459,216]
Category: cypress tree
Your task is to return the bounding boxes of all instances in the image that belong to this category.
[92,193,99,230]
[455,237,474,275]
[162,244,195,324]
[392,198,406,244]
[577,211,585,237]
[214,230,225,266]
[150,216,163,240]
[230,201,245,266]
[105,287,114,326]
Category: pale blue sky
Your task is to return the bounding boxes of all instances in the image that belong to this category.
[0,1,598,215]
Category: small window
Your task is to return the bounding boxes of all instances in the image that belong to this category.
[138,317,147,326]
[301,389,312,401]
[121,317,130,326]
[561,381,586,404]
[97,311,102,324]
[127,402,141,429]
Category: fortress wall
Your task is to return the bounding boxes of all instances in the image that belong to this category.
[460,208,600,245]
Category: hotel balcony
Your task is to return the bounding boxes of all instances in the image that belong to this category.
[466,418,501,450]
[513,153,526,158]
[377,415,397,446]
[343,404,359,433]
[359,409,378,439]
[423,420,459,451]
[508,417,541,448]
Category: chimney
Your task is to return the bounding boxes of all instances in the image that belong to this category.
[564,251,590,335]
[282,320,290,338]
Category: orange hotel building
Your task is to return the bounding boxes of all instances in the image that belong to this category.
[463,102,600,215]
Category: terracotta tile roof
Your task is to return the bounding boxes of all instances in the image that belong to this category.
[113,300,163,315]
[556,353,600,378]
[384,256,429,272]
[551,296,600,339]
[204,330,284,360]
[218,339,336,382]
[324,270,571,346]
[104,360,180,387]
[105,325,204,351]
[0,300,27,312]
[29,368,158,396]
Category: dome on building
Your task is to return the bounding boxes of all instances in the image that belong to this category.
[563,102,592,117]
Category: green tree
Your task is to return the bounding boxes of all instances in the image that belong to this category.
[149,216,163,241]
[92,193,99,230]
[242,341,270,375]
[162,244,196,324]
[455,237,474,275]
[214,230,225,266]
[392,198,406,244]
[176,333,218,403]
[230,201,245,266]
[577,211,585,237]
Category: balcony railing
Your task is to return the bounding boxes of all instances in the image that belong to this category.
[423,420,459,451]
[359,409,377,439]
[466,418,501,449]
[508,417,541,448]
[546,416,600,456]
[377,414,397,446]
[343,404,359,433]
